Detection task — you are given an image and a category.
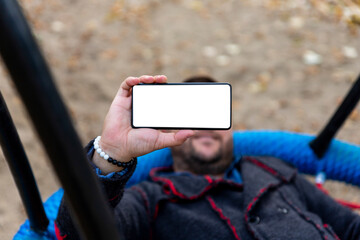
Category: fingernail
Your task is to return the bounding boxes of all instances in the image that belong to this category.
[187,130,195,137]
[156,75,167,82]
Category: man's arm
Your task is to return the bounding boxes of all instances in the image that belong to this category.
[55,157,137,240]
[90,75,194,175]
[55,75,194,239]
[295,176,360,240]
[55,154,154,240]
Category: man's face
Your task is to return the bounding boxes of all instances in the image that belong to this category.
[171,129,233,176]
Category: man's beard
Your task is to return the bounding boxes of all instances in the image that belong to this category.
[173,137,233,176]
[190,145,222,164]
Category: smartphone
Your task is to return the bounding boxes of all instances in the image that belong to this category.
[131,83,232,129]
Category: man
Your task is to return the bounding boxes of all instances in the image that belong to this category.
[56,75,360,240]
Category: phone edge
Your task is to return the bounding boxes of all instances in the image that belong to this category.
[131,83,232,130]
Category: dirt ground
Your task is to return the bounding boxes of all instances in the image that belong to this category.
[1,0,360,239]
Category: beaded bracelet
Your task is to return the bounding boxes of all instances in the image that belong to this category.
[94,136,136,168]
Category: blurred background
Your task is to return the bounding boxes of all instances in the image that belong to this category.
[1,0,360,238]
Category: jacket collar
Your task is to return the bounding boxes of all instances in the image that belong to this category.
[242,156,296,183]
[150,156,296,201]
[150,167,243,200]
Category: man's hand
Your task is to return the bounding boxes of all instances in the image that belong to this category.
[93,75,194,174]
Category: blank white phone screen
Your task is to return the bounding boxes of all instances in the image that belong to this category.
[132,84,231,129]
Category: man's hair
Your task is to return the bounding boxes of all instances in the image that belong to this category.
[183,76,217,83]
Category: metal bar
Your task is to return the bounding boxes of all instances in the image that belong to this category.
[0,92,49,232]
[0,1,123,239]
[310,74,360,158]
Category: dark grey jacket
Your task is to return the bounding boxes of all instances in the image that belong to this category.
[56,155,360,240]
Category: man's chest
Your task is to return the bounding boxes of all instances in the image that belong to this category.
[153,189,249,240]
[151,186,339,240]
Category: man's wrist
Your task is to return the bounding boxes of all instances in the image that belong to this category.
[92,136,133,175]
[92,153,125,175]
[96,136,133,161]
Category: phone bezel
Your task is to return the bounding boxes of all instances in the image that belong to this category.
[131,82,232,130]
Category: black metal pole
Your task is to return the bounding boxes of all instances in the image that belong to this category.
[0,92,49,232]
[0,1,122,239]
[310,74,360,158]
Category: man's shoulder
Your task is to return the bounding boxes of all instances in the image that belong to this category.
[127,178,167,200]
[129,178,163,191]
[243,155,296,168]
[241,155,297,182]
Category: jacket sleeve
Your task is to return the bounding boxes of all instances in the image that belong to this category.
[294,175,360,240]
[55,140,151,240]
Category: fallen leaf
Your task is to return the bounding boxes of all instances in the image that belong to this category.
[303,50,323,65]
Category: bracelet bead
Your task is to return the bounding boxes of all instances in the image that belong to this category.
[93,136,136,168]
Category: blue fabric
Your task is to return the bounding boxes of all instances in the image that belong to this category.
[127,130,360,187]
[231,130,360,186]
[224,155,243,183]
[13,189,63,240]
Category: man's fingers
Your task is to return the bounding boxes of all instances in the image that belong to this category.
[139,75,167,83]
[174,130,195,142]
[119,75,167,97]
[155,130,194,149]
[119,75,154,97]
[120,77,140,97]
[154,75,167,83]
[139,75,155,83]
